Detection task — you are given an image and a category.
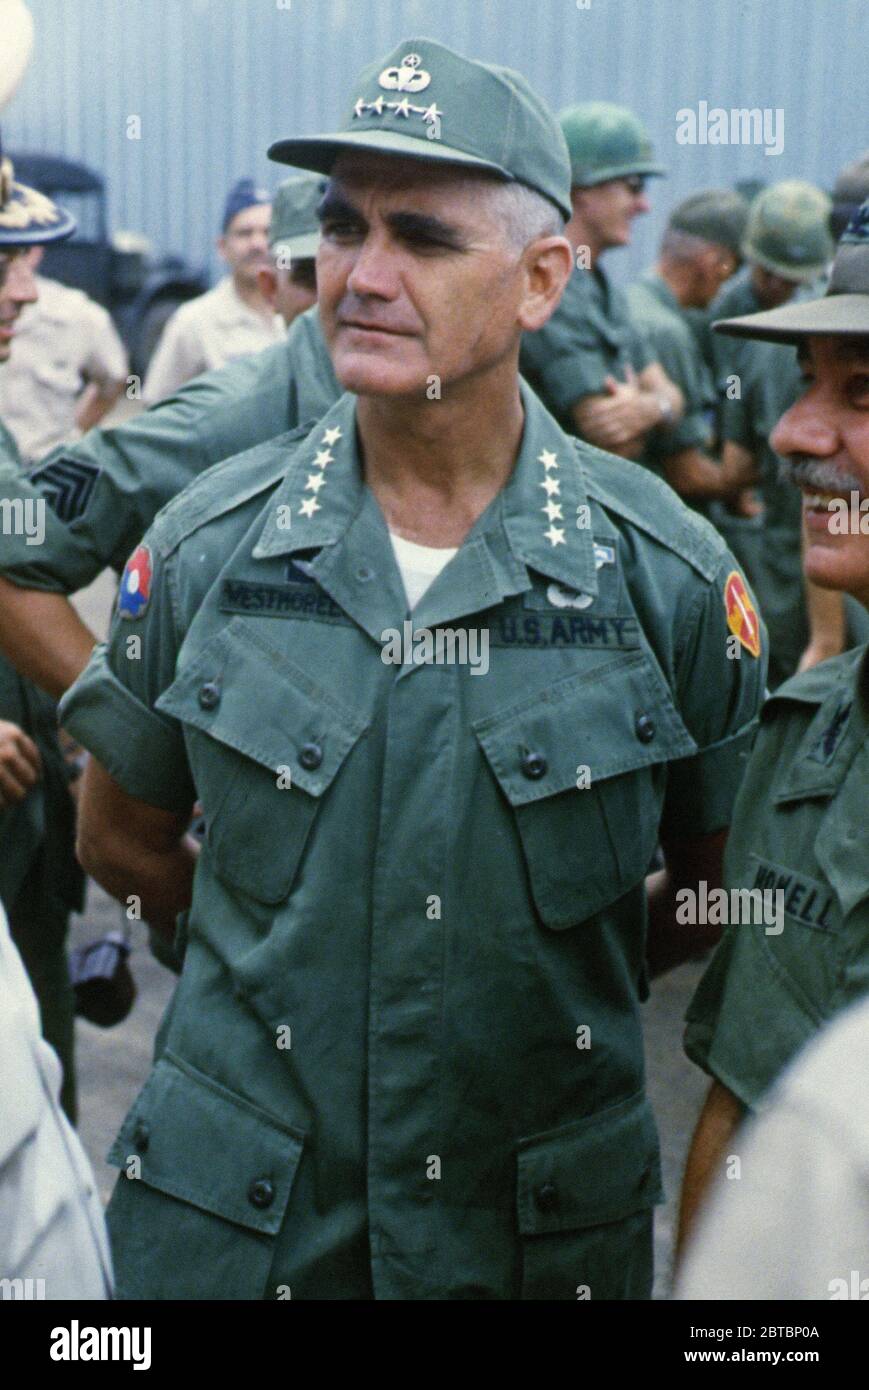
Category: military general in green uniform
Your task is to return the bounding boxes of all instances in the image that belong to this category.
[59,40,765,1302]
[0,145,83,1119]
[520,102,684,464]
[678,200,869,1254]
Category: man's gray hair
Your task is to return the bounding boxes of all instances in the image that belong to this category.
[486,180,565,249]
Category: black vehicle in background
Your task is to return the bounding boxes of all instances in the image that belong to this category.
[12,152,208,376]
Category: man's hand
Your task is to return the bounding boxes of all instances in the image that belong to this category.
[573,371,661,452]
[0,717,42,808]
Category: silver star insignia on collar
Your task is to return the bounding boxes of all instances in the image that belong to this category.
[543,524,566,548]
[299,496,321,519]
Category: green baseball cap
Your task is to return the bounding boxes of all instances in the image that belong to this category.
[268,38,572,221]
[742,179,834,283]
[668,189,749,258]
[559,102,665,188]
[714,199,869,343]
[269,172,326,262]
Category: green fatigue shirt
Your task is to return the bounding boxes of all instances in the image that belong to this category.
[625,272,718,491]
[60,384,765,1301]
[0,415,82,1118]
[0,416,80,913]
[685,645,869,1110]
[519,263,654,437]
[0,306,339,593]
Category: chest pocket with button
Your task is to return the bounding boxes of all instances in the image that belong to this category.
[472,652,697,928]
[157,618,369,903]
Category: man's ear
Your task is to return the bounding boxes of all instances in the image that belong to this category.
[517,236,574,333]
[257,266,278,308]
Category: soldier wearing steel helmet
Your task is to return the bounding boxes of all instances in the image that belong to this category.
[520,101,684,465]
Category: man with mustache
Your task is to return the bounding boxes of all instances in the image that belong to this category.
[678,199,869,1255]
[58,39,763,1299]
[142,177,284,403]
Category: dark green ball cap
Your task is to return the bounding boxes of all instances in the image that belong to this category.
[668,189,749,258]
[268,38,572,221]
[559,102,665,188]
[714,198,869,343]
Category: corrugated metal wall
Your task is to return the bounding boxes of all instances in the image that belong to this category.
[3,0,866,284]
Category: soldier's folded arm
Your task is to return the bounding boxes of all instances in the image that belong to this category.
[58,533,197,941]
[0,575,96,699]
[76,758,196,942]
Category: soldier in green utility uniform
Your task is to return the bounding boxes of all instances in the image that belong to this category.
[626,189,749,509]
[0,147,83,1120]
[62,39,764,1301]
[678,200,869,1253]
[520,102,684,465]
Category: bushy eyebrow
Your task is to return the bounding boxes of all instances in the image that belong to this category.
[797,339,869,368]
[317,189,468,249]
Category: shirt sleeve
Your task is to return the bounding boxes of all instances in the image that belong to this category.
[142,307,204,405]
[58,538,195,811]
[675,1095,869,1300]
[81,303,128,387]
[660,556,767,840]
[521,276,620,413]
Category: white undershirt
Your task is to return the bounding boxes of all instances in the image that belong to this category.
[389,531,458,610]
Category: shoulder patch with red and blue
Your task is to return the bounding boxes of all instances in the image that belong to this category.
[118,544,152,619]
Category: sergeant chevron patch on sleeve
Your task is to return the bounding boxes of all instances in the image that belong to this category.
[27,456,100,522]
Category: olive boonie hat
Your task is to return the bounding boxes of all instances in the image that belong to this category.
[742,179,834,283]
[269,172,326,261]
[668,189,749,258]
[714,199,869,343]
[268,38,572,221]
[559,102,665,188]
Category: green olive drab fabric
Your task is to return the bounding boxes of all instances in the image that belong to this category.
[0,306,339,593]
[685,646,869,1112]
[0,418,82,1121]
[519,265,653,432]
[61,384,764,1300]
[626,272,718,472]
